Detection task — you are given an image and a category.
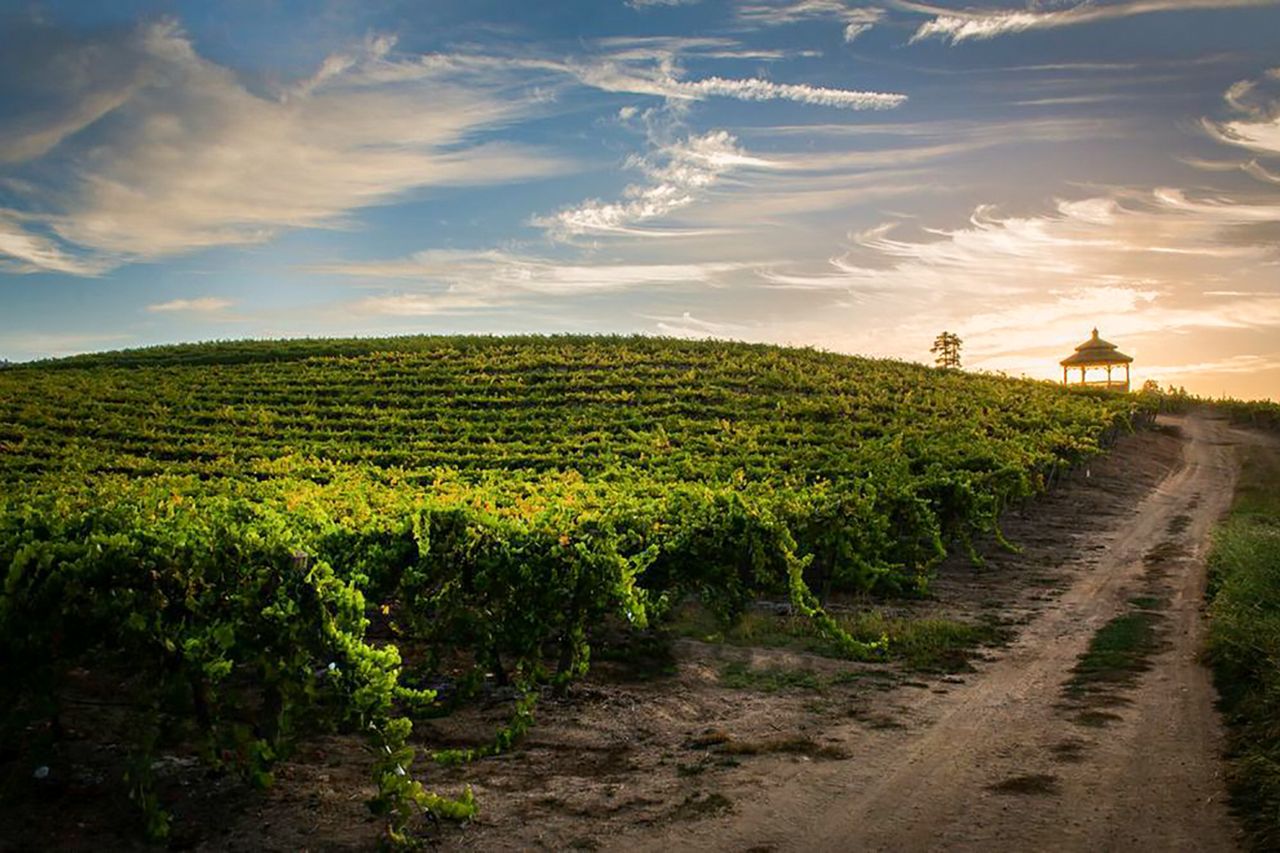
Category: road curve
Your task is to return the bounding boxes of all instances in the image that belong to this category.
[619,413,1245,853]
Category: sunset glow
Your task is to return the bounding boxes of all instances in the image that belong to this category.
[2,1,1278,398]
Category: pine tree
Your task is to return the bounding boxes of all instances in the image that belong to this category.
[931,332,962,369]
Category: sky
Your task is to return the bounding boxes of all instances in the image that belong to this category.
[1,0,1278,399]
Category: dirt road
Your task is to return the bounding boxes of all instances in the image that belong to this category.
[614,413,1246,852]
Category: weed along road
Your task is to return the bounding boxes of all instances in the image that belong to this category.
[618,413,1246,853]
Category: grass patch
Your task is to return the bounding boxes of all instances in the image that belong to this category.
[669,792,732,821]
[1059,601,1165,730]
[716,661,885,694]
[848,613,1008,673]
[719,736,848,760]
[1144,541,1185,565]
[718,662,827,693]
[672,602,1007,673]
[1066,610,1163,696]
[1074,710,1124,728]
[685,729,732,749]
[848,705,906,730]
[1048,739,1088,764]
[986,773,1060,796]
[1205,445,1280,850]
[684,727,848,760]
[675,755,739,776]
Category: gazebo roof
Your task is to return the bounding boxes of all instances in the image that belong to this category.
[1060,328,1133,367]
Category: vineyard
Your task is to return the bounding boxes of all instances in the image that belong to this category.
[0,335,1147,844]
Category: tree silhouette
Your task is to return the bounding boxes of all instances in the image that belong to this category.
[931,332,962,369]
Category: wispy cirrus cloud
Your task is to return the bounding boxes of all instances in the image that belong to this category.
[417,47,906,111]
[532,130,778,239]
[593,35,815,61]
[532,109,1062,242]
[0,211,110,275]
[146,296,234,313]
[673,116,1131,227]
[1204,68,1280,159]
[1139,353,1280,380]
[626,0,702,7]
[669,76,903,108]
[736,1,886,41]
[0,22,149,166]
[777,189,1280,294]
[326,249,745,289]
[0,22,567,275]
[645,311,748,337]
[322,249,750,315]
[2,18,895,274]
[752,186,1280,383]
[0,331,134,359]
[904,0,1280,44]
[352,292,505,317]
[1180,155,1280,185]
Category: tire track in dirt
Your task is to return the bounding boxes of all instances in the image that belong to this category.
[618,413,1246,853]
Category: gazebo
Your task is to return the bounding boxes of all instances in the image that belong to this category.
[1060,328,1133,391]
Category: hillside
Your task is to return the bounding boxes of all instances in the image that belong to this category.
[2,335,1128,486]
[0,335,1146,845]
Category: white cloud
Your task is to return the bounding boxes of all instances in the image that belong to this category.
[351,292,504,317]
[533,130,778,239]
[1210,118,1280,155]
[1180,155,1280,186]
[0,331,134,359]
[677,76,903,109]
[565,62,905,110]
[692,169,936,223]
[843,22,874,41]
[330,250,750,315]
[421,49,905,111]
[146,296,234,313]
[1205,68,1280,159]
[906,0,1280,44]
[0,15,899,276]
[910,9,1055,43]
[1140,354,1280,379]
[733,2,885,42]
[1244,160,1280,184]
[593,36,819,61]
[330,249,746,291]
[0,87,135,166]
[779,190,1280,294]
[0,22,149,165]
[752,186,1280,383]
[738,2,885,28]
[0,211,109,275]
[646,311,747,337]
[0,22,567,274]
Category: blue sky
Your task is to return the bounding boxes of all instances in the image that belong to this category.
[2,0,1279,398]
